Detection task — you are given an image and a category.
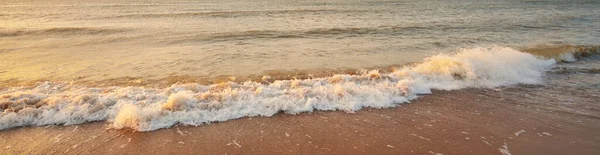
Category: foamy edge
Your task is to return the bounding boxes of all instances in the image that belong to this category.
[0,46,555,131]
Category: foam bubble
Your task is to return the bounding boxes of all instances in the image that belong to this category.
[163,91,196,111]
[0,46,555,131]
[559,53,577,62]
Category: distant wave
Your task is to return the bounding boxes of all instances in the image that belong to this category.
[0,27,128,37]
[166,26,427,44]
[521,45,600,62]
[4,46,587,131]
[108,9,364,19]
[153,24,573,44]
[0,4,179,7]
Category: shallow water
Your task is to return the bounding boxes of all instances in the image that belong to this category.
[1,0,599,83]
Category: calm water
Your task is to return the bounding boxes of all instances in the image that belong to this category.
[1,0,599,83]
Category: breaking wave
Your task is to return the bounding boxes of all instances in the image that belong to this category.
[0,46,564,131]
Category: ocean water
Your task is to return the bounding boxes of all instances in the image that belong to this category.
[1,0,599,131]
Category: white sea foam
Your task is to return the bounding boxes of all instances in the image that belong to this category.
[0,46,556,131]
[559,52,577,62]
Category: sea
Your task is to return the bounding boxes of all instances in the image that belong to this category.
[1,0,599,131]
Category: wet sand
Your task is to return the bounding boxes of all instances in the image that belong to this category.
[1,62,599,155]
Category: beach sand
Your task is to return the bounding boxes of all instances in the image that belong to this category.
[1,63,599,155]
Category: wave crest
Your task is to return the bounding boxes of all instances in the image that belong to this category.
[0,46,555,131]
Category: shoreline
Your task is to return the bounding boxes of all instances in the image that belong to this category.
[1,47,599,155]
[1,83,598,154]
